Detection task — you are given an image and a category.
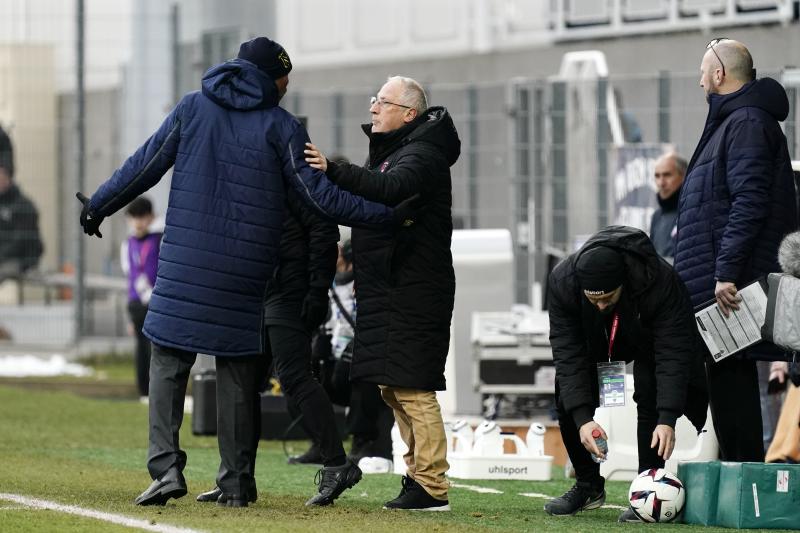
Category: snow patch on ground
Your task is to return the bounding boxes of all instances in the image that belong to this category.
[0,354,93,377]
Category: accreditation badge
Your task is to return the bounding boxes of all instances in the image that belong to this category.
[597,361,626,407]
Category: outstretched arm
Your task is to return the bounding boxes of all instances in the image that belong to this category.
[277,121,395,228]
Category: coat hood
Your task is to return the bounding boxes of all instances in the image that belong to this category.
[711,77,789,122]
[406,107,461,166]
[362,106,461,167]
[201,58,280,111]
[573,225,663,297]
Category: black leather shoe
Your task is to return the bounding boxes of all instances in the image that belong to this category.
[134,467,187,506]
[196,486,222,503]
[305,459,362,506]
[217,493,249,508]
[198,485,257,504]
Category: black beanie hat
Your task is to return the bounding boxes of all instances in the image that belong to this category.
[237,37,292,80]
[575,246,625,294]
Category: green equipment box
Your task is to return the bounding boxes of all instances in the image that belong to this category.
[679,461,800,529]
[677,461,721,526]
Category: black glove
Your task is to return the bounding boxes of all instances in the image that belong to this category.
[76,192,105,238]
[392,193,424,227]
[301,291,330,331]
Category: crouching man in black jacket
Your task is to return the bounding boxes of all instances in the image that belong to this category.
[544,226,707,522]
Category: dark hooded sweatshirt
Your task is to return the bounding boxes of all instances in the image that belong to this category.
[548,226,708,430]
[327,107,461,391]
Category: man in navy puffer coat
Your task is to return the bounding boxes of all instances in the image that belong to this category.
[78,37,404,507]
[674,39,798,462]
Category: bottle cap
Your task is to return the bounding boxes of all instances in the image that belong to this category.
[591,429,601,438]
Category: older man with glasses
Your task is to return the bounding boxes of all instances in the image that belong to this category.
[305,76,460,511]
[674,38,798,462]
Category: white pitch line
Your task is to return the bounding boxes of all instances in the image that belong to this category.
[518,492,627,510]
[0,493,205,533]
[450,483,504,494]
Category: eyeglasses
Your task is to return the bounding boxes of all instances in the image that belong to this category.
[706,38,727,77]
[370,96,412,110]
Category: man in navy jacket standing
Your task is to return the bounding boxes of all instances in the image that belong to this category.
[674,38,797,461]
[78,37,408,507]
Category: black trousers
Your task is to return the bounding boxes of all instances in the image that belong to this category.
[215,353,269,495]
[348,380,394,459]
[557,356,663,487]
[705,355,764,461]
[268,325,347,467]
[127,300,151,397]
[147,342,268,496]
[146,343,195,479]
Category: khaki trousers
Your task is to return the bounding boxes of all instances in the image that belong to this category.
[766,384,800,463]
[380,386,449,500]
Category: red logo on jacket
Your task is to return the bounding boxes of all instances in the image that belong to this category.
[379,161,390,172]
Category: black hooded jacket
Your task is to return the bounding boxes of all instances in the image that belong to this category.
[548,226,707,429]
[262,188,339,329]
[0,184,43,272]
[327,107,461,390]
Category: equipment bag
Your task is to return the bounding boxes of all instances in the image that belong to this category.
[762,273,800,352]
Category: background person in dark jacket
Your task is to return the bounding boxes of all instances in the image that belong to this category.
[305,76,460,511]
[78,37,406,508]
[0,126,43,281]
[649,152,686,262]
[196,187,344,506]
[544,226,706,522]
[674,38,798,462]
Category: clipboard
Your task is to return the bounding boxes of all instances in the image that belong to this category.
[693,279,768,362]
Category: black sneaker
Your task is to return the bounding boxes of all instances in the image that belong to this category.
[383,478,450,511]
[288,443,323,465]
[383,475,417,508]
[543,483,605,516]
[618,506,644,523]
[305,459,362,506]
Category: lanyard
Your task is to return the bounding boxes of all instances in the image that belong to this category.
[133,238,154,268]
[606,311,619,362]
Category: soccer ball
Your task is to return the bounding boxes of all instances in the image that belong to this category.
[628,468,685,522]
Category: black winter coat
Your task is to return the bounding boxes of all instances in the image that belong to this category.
[327,107,461,390]
[0,184,43,272]
[548,226,707,430]
[263,188,339,330]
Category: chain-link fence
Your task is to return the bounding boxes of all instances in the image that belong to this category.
[1,9,798,349]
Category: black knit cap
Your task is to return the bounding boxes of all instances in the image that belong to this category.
[575,246,625,295]
[237,37,292,80]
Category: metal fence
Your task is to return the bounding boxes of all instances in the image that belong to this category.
[1,37,798,349]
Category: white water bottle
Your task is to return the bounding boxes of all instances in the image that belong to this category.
[473,420,503,456]
[450,420,474,454]
[526,422,546,456]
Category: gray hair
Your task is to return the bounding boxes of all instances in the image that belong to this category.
[657,152,688,178]
[387,76,428,114]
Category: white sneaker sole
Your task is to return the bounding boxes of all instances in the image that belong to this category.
[382,504,451,511]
